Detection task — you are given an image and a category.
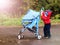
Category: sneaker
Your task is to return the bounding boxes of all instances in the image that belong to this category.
[44,36,51,39]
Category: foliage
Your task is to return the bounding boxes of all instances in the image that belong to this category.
[54,14,60,19]
[0,16,60,26]
[30,0,60,16]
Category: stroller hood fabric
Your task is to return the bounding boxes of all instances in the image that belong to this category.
[22,9,40,20]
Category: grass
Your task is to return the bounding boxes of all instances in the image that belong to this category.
[0,16,60,26]
[0,17,23,26]
[51,19,60,25]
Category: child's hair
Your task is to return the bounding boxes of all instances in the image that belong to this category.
[45,10,52,13]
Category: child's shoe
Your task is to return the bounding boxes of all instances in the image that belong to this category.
[42,35,51,39]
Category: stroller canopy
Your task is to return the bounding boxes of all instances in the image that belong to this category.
[22,9,40,20]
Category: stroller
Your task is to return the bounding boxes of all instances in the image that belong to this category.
[18,9,42,40]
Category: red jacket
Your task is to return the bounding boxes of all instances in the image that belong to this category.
[41,11,52,24]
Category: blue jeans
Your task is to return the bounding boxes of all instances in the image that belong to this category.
[43,23,51,37]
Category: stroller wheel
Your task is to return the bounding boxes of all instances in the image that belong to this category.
[37,35,42,40]
[34,33,42,40]
[18,34,24,39]
[18,35,21,39]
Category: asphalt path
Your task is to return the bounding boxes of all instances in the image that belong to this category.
[0,24,60,45]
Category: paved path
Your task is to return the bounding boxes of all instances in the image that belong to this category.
[0,24,60,45]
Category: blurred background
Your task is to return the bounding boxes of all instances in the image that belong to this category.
[0,0,60,26]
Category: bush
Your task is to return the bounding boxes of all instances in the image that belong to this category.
[54,14,60,19]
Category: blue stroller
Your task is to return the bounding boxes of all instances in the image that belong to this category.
[18,9,42,40]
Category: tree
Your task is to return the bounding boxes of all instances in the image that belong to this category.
[30,0,60,16]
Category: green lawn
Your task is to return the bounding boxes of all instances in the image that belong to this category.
[0,17,60,26]
[51,19,60,25]
[0,17,22,26]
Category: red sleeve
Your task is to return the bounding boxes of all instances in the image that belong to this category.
[48,12,52,17]
[41,12,52,20]
[41,12,49,20]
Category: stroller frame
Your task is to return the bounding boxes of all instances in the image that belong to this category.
[18,9,42,40]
